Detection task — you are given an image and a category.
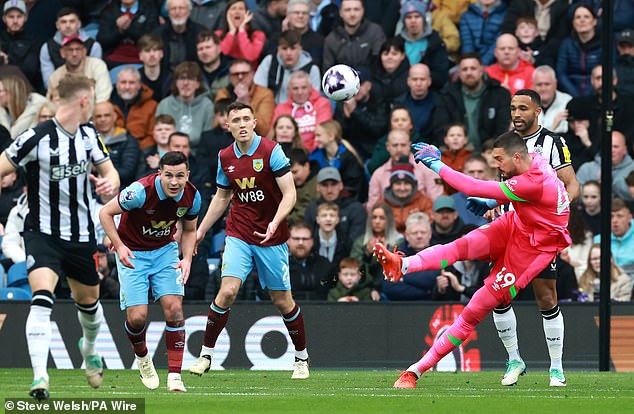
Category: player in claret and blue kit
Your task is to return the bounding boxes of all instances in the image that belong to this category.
[99,151,201,392]
[189,102,310,379]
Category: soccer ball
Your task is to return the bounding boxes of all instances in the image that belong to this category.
[321,64,360,102]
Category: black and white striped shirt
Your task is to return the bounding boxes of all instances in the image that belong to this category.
[520,126,572,171]
[5,120,110,243]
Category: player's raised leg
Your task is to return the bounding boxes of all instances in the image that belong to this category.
[190,277,240,375]
[533,277,566,386]
[160,295,186,391]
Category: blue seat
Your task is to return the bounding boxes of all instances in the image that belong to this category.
[7,261,27,288]
[109,63,143,84]
[0,287,31,300]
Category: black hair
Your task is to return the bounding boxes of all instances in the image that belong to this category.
[159,151,189,170]
[493,131,528,155]
[514,89,542,107]
[290,148,309,165]
[380,37,405,55]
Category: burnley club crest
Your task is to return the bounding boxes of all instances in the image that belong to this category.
[253,158,263,172]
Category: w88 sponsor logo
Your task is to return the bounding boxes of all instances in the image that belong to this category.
[237,190,265,203]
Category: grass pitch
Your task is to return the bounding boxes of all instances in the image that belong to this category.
[1,369,632,414]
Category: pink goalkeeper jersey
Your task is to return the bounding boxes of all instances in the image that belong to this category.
[440,154,571,252]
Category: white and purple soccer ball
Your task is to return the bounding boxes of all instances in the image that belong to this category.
[321,64,360,102]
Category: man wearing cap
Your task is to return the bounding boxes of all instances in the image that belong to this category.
[398,0,449,90]
[378,161,432,234]
[47,34,112,103]
[304,166,367,243]
[0,0,40,89]
[616,28,634,99]
[40,7,103,90]
[430,195,464,245]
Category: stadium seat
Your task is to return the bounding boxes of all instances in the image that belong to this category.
[109,64,143,84]
[7,261,28,288]
[0,287,31,300]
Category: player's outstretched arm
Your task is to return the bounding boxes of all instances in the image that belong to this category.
[99,197,136,268]
[93,159,121,197]
[176,218,197,285]
[254,171,296,244]
[196,188,233,252]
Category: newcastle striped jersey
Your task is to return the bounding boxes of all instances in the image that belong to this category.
[5,120,110,243]
[519,126,572,171]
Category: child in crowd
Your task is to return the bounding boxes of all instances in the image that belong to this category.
[314,202,350,268]
[327,257,373,302]
[441,124,473,195]
[138,114,176,177]
[309,120,364,199]
[515,17,545,66]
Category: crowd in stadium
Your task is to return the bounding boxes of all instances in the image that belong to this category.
[0,0,633,303]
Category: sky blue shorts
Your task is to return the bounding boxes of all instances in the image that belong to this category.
[222,236,290,291]
[117,242,183,310]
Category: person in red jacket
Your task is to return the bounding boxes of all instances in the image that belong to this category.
[486,34,535,95]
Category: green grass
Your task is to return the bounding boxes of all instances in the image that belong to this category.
[1,369,633,414]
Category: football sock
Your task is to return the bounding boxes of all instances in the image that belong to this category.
[542,305,564,371]
[493,304,521,361]
[200,345,214,358]
[203,301,230,348]
[282,304,307,352]
[406,230,490,273]
[76,300,103,356]
[124,320,148,358]
[27,290,54,382]
[410,287,499,376]
[165,320,185,374]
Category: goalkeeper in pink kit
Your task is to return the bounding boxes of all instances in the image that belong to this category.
[374,132,571,388]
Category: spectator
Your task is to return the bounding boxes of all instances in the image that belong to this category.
[215,0,265,64]
[94,244,120,299]
[308,0,339,37]
[280,72,340,152]
[312,201,351,267]
[111,66,158,150]
[286,0,324,67]
[97,0,160,67]
[381,211,438,301]
[137,114,176,178]
[39,7,102,89]
[270,113,309,156]
[450,154,491,227]
[533,65,572,134]
[309,119,364,198]
[616,28,634,99]
[0,0,40,90]
[577,130,634,201]
[289,148,318,225]
[197,98,234,195]
[1,189,26,266]
[594,198,634,279]
[378,161,433,234]
[366,106,420,174]
[580,180,601,236]
[28,100,57,129]
[370,37,410,108]
[364,0,400,39]
[562,99,594,170]
[215,58,275,136]
[304,167,367,242]
[350,201,401,297]
[190,0,227,30]
[137,34,172,102]
[288,221,334,300]
[395,63,441,141]
[327,257,375,302]
[11,0,61,47]
[514,16,546,67]
[579,243,633,301]
[556,4,601,97]
[432,0,472,25]
[430,195,464,245]
[440,123,472,195]
[435,53,511,152]
[560,203,594,280]
[500,0,569,69]
[0,170,23,226]
[196,30,232,102]
[92,101,140,188]
[251,0,288,57]
[398,0,448,89]
[0,74,47,138]
[485,33,534,95]
[323,0,385,77]
[153,0,206,70]
[46,35,112,103]
[368,129,443,211]
[156,61,215,152]
[459,0,508,66]
[255,29,321,104]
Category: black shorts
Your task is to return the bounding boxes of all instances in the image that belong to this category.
[24,231,99,286]
[536,257,558,280]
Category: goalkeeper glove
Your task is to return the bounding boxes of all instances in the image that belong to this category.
[412,142,444,174]
[465,197,498,216]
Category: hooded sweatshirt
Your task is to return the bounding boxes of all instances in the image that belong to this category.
[156,94,215,151]
[254,50,321,104]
